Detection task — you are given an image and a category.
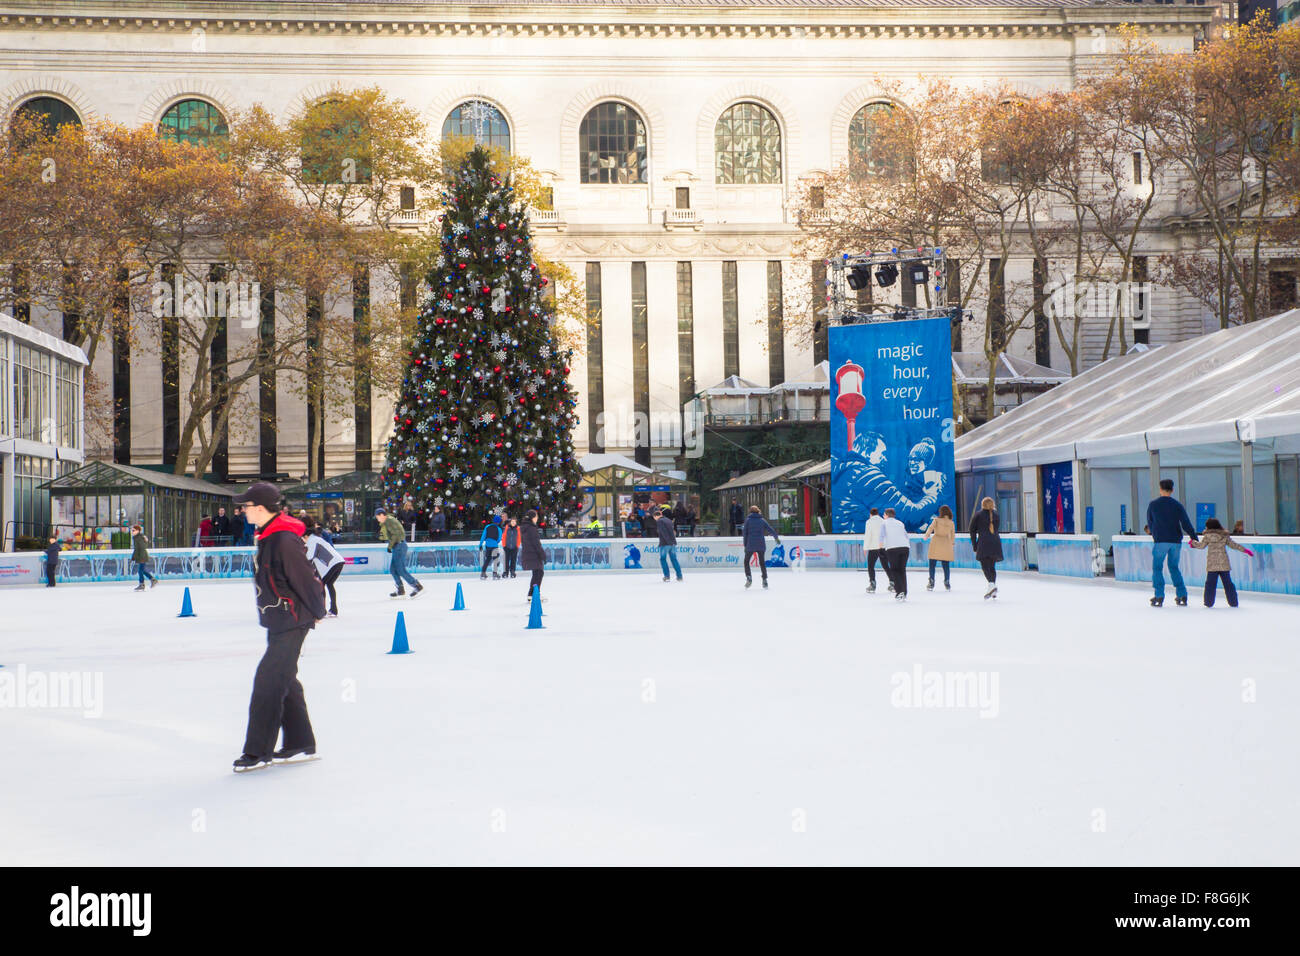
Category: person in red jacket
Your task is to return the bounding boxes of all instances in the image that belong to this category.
[501,516,522,579]
[230,482,327,772]
[198,514,214,547]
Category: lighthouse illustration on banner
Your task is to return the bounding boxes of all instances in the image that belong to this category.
[834,361,866,451]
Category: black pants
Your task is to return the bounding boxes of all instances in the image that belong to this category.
[321,563,342,615]
[979,558,998,584]
[527,567,544,598]
[1204,571,1238,607]
[503,548,518,577]
[884,547,910,595]
[866,548,885,585]
[744,549,767,583]
[481,546,498,575]
[242,626,314,759]
[46,561,57,587]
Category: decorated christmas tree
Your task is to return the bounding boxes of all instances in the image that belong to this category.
[382,147,583,531]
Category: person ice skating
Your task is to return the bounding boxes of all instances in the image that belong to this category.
[230,482,327,772]
[729,498,744,536]
[377,507,422,598]
[969,497,1002,599]
[198,514,215,547]
[880,507,911,601]
[303,519,345,617]
[520,509,546,601]
[430,505,447,541]
[741,505,780,589]
[502,517,521,579]
[657,507,683,582]
[1146,478,1198,607]
[210,507,232,546]
[923,505,955,591]
[131,524,157,591]
[479,514,503,579]
[862,507,885,593]
[1190,518,1254,608]
[44,535,60,588]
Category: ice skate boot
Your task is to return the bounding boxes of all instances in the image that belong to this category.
[233,753,272,773]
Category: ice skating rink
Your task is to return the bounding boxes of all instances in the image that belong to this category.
[2,568,1296,866]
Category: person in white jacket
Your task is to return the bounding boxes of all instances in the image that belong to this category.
[302,520,345,618]
[879,507,912,601]
[862,507,887,593]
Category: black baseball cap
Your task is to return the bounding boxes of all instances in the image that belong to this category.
[232,482,281,511]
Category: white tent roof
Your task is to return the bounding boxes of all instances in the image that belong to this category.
[955,309,1300,471]
[579,452,653,474]
[952,352,1070,386]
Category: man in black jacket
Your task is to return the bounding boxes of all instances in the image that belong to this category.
[44,536,60,587]
[729,498,744,536]
[210,506,232,545]
[656,507,683,581]
[231,482,327,772]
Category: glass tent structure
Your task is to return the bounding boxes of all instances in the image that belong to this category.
[955,309,1300,550]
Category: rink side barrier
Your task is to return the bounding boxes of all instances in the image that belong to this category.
[10,534,1297,593]
[3,534,1025,584]
[1112,535,1300,596]
[1034,534,1104,578]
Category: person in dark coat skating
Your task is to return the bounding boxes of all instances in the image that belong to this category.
[741,505,780,589]
[519,509,547,601]
[131,524,157,591]
[231,482,327,772]
[44,536,60,587]
[1146,477,1198,607]
[210,507,232,545]
[656,507,683,581]
[968,497,1003,599]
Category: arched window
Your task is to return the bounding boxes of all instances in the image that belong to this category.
[12,96,81,140]
[300,98,372,184]
[579,102,647,184]
[442,100,510,152]
[981,101,1017,186]
[848,102,894,176]
[158,99,228,148]
[715,102,782,185]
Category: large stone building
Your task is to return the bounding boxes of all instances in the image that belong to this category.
[0,0,1217,480]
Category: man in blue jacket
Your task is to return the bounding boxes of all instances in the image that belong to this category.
[1146,478,1198,607]
[741,504,781,589]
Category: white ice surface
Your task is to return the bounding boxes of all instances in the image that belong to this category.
[1,569,1296,866]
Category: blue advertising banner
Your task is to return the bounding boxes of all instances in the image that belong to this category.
[830,318,956,533]
[1041,461,1074,534]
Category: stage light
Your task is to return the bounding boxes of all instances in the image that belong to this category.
[875,262,898,288]
[908,261,929,285]
[846,265,873,290]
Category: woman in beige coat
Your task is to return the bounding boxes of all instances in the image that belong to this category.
[923,505,956,591]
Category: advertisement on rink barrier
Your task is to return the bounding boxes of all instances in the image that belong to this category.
[830,318,956,534]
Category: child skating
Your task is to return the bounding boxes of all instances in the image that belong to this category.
[1189,518,1254,608]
